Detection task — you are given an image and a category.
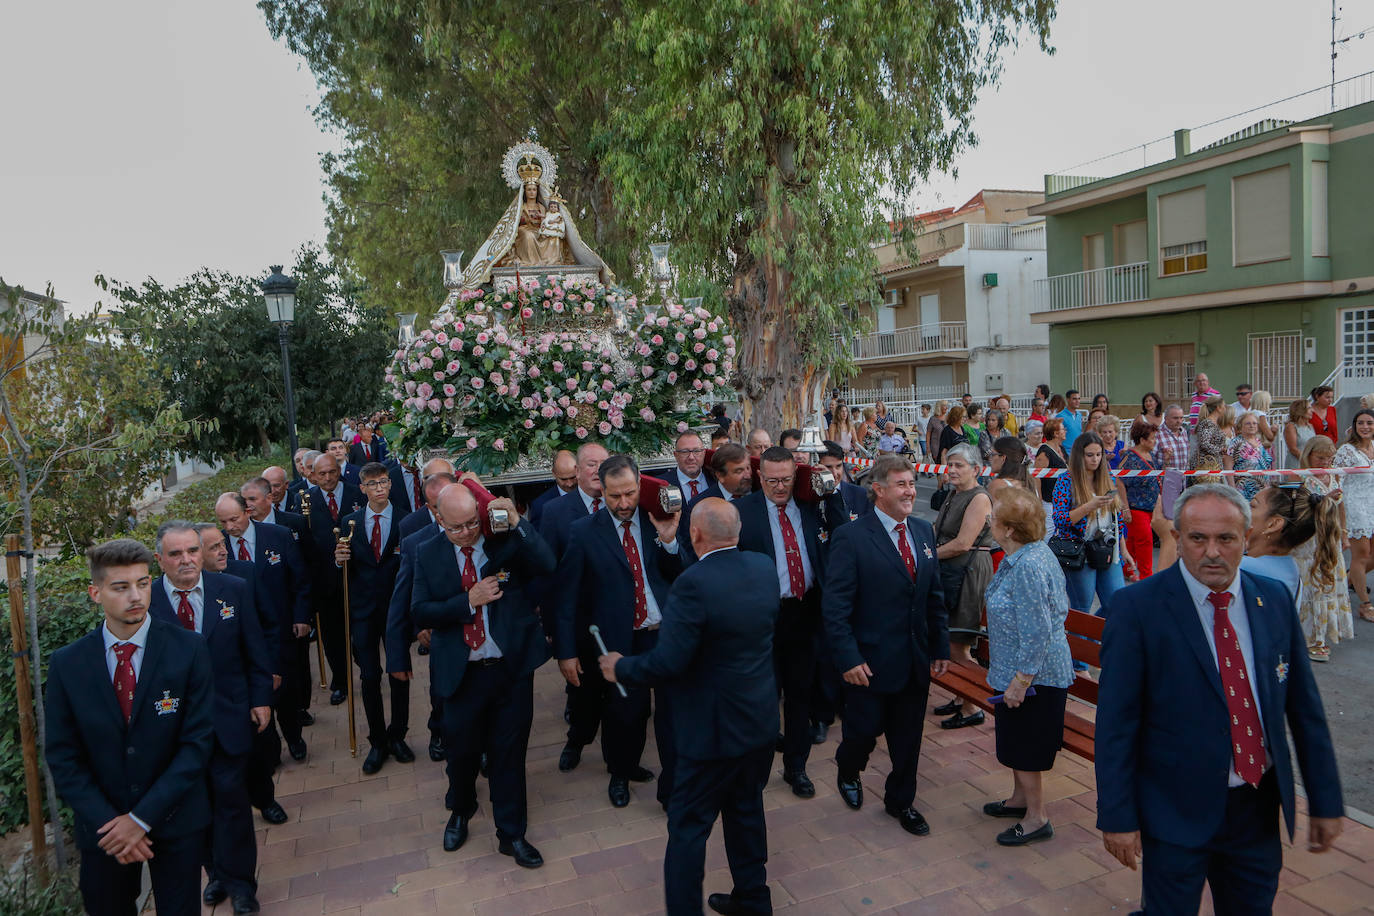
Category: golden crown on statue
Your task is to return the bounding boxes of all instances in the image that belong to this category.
[516,155,543,183]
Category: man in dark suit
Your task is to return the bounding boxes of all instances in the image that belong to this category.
[1096,483,1344,913]
[45,539,216,916]
[195,523,296,822]
[243,476,311,547]
[387,471,457,762]
[679,443,753,559]
[411,484,556,867]
[385,455,423,517]
[285,450,311,509]
[327,437,360,487]
[150,521,273,914]
[537,442,608,771]
[819,440,872,522]
[811,441,868,739]
[348,423,388,465]
[736,446,847,799]
[658,431,715,503]
[334,461,413,773]
[823,454,948,838]
[601,499,779,916]
[219,490,313,762]
[263,465,292,511]
[303,452,367,705]
[555,454,688,809]
[527,449,578,528]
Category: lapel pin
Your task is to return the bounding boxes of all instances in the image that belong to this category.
[1276,655,1289,683]
[923,545,933,559]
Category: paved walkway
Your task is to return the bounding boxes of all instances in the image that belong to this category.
[206,657,1374,916]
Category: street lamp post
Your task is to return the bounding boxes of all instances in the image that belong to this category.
[262,265,301,478]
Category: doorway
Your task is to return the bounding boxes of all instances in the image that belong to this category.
[1156,343,1196,407]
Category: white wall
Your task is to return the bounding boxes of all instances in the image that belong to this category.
[939,244,1050,398]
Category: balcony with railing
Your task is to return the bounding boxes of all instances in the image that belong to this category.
[848,322,967,361]
[965,222,1046,251]
[1034,262,1149,312]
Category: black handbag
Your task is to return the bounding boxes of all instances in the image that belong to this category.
[1047,534,1085,571]
[929,486,949,511]
[1084,536,1117,571]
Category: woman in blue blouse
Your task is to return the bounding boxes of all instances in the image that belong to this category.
[981,486,1074,847]
[1052,432,1136,613]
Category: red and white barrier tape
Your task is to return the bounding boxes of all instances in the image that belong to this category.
[843,456,1374,479]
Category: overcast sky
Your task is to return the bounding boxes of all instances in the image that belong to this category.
[3,1,1373,313]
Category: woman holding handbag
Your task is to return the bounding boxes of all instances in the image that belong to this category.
[1051,433,1136,614]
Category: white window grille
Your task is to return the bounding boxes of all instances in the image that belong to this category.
[1071,346,1109,399]
[1248,331,1302,400]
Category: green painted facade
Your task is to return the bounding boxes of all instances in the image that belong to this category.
[1040,99,1374,403]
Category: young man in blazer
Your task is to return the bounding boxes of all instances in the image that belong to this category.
[1096,484,1344,913]
[735,446,849,799]
[150,521,273,914]
[334,461,413,773]
[823,455,948,839]
[46,538,216,916]
[411,484,557,866]
[303,452,367,705]
[554,454,689,810]
[348,424,388,466]
[602,499,781,916]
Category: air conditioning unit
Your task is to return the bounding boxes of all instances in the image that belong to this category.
[982,273,999,289]
[884,289,900,307]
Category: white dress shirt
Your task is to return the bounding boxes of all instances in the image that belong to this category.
[365,503,393,553]
[1178,562,1269,787]
[874,506,918,570]
[103,613,152,682]
[765,497,815,598]
[230,522,257,563]
[456,538,502,660]
[678,471,709,500]
[577,486,601,515]
[162,576,205,634]
[618,514,679,627]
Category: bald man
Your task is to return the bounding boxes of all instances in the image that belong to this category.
[411,485,556,865]
[302,454,366,704]
[263,466,290,511]
[601,500,780,916]
[528,450,578,528]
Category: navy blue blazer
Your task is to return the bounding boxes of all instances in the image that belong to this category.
[348,439,387,467]
[526,483,566,528]
[677,484,728,560]
[734,491,837,598]
[553,507,688,659]
[227,521,311,672]
[221,558,274,673]
[535,488,599,610]
[616,547,779,760]
[410,520,557,697]
[338,506,403,619]
[285,478,307,513]
[840,481,873,520]
[384,524,443,673]
[44,618,215,851]
[263,506,311,563]
[303,483,367,597]
[149,572,273,756]
[398,505,439,543]
[657,467,715,502]
[1096,566,1343,845]
[822,511,948,691]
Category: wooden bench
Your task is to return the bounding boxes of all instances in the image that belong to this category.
[932,608,1102,761]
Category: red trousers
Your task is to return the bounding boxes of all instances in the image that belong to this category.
[1127,509,1154,579]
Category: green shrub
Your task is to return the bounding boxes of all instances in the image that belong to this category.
[0,862,82,915]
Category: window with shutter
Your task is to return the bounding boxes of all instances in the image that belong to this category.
[1158,186,1207,276]
[1232,166,1291,266]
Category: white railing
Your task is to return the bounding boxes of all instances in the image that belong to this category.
[966,222,1046,251]
[1035,262,1149,312]
[842,392,1040,430]
[848,322,967,361]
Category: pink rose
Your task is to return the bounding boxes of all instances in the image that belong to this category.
[651,334,664,346]
[472,345,485,357]
[430,346,443,358]
[528,366,540,378]
[541,406,556,418]
[447,360,460,373]
[685,359,697,370]
[707,348,719,360]
[600,363,612,374]
[656,316,670,327]
[522,307,533,318]
[558,395,571,408]
[575,426,588,439]
[611,415,624,429]
[567,406,579,418]
[582,361,594,371]
[637,344,651,357]
[489,371,503,385]
[601,380,615,392]
[419,357,433,369]
[405,381,417,395]
[641,366,654,378]
[435,332,448,344]
[553,361,565,373]
[667,353,679,365]
[443,384,457,397]
[693,379,703,390]
[434,371,445,381]
[674,332,686,343]
[667,371,678,383]
[443,397,455,408]
[553,302,564,312]
[417,382,433,399]
[693,328,707,340]
[449,338,463,351]
[566,378,578,390]
[476,332,489,344]
[640,408,656,421]
[467,437,478,449]
[642,380,653,392]
[428,398,442,412]
[493,438,506,451]
[524,419,535,429]
[471,377,485,389]
[677,421,690,433]
[498,385,509,395]
[521,397,534,409]
[598,421,612,435]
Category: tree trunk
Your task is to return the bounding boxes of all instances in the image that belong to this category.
[257,424,271,456]
[18,460,67,870]
[727,161,828,436]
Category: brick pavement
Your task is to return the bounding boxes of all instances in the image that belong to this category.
[198,661,1374,915]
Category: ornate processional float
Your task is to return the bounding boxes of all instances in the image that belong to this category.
[386,142,737,479]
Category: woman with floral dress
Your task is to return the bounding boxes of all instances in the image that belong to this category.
[1227,412,1272,501]
[1335,409,1374,622]
[1297,438,1354,658]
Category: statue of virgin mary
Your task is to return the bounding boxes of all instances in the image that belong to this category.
[459,141,616,290]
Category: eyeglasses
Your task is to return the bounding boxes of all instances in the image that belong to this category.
[360,479,391,490]
[674,448,706,456]
[442,519,482,533]
[762,477,795,488]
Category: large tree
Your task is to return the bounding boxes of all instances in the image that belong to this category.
[262,0,1054,431]
[105,246,394,460]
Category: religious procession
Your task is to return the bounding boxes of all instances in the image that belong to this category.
[6,4,1374,916]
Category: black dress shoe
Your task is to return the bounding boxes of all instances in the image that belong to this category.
[810,721,828,745]
[885,805,930,836]
[626,765,655,783]
[259,802,288,825]
[837,773,863,810]
[298,710,315,727]
[608,777,631,808]
[939,709,985,730]
[203,880,228,906]
[997,821,1054,846]
[559,742,583,772]
[498,837,544,868]
[707,892,765,915]
[329,689,346,706]
[429,735,446,762]
[983,800,1028,819]
[361,745,388,775]
[783,770,815,798]
[390,739,415,763]
[933,698,961,716]
[231,895,261,915]
[417,642,430,656]
[442,812,469,852]
[287,738,307,761]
